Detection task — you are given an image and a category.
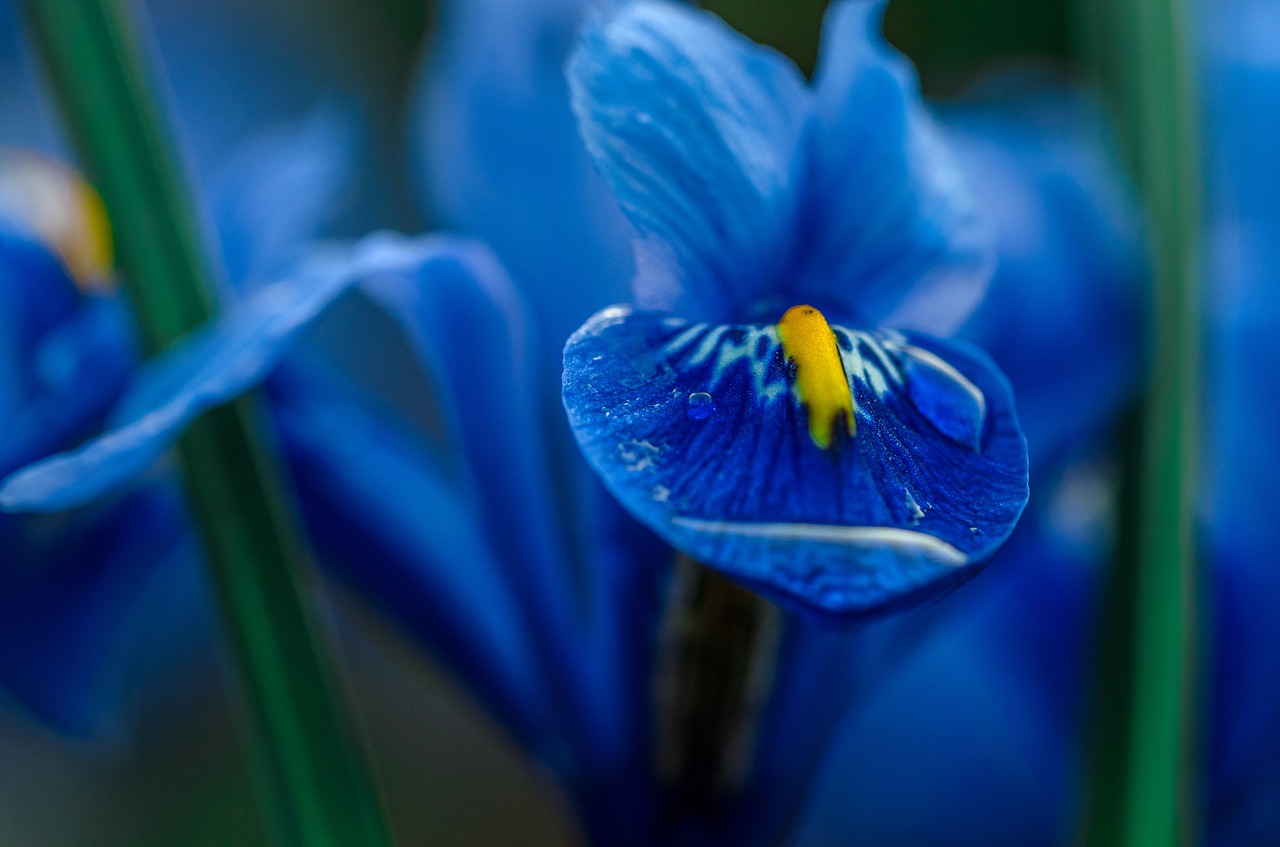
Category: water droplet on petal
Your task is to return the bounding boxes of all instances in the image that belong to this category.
[686,391,715,420]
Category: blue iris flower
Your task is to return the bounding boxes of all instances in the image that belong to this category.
[560,0,1029,615]
[4,1,1148,844]
[408,0,1140,841]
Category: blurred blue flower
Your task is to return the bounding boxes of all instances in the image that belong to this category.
[946,79,1145,468]
[560,0,1029,615]
[0,172,160,733]
[0,101,355,733]
[411,0,637,367]
[1201,1,1280,842]
[0,0,382,736]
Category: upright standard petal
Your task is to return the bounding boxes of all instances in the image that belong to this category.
[568,0,810,321]
[563,305,1028,615]
[802,0,992,335]
[0,233,477,512]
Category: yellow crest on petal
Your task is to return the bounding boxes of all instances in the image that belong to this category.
[0,149,114,292]
[777,304,855,449]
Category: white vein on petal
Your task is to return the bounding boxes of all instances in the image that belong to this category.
[670,516,968,566]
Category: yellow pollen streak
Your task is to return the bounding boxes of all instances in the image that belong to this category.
[0,150,115,292]
[70,177,114,289]
[776,304,855,449]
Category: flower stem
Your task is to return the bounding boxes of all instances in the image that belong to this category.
[19,2,393,845]
[1077,0,1202,843]
[653,556,784,827]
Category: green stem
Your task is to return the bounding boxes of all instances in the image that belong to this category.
[1079,0,1202,844]
[20,2,393,845]
[653,557,783,825]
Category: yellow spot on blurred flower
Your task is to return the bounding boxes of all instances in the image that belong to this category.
[777,304,855,449]
[0,149,114,292]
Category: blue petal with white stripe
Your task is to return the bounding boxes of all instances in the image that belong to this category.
[563,306,1027,615]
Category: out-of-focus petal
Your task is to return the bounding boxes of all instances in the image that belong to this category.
[360,237,572,589]
[0,227,80,379]
[359,238,604,765]
[563,306,1028,615]
[268,362,560,751]
[803,0,991,336]
[945,83,1145,465]
[0,483,200,737]
[567,0,810,322]
[1201,7,1280,840]
[0,233,470,512]
[0,294,137,477]
[208,109,356,289]
[412,0,636,361]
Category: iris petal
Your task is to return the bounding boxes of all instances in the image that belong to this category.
[567,0,809,321]
[360,238,573,588]
[0,483,201,736]
[208,109,355,289]
[0,295,137,477]
[413,0,636,361]
[562,306,1028,614]
[268,362,559,748]
[0,227,81,375]
[803,0,991,334]
[0,233,477,512]
[943,86,1145,465]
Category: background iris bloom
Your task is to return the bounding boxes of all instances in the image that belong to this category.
[1202,0,1280,842]
[0,111,356,734]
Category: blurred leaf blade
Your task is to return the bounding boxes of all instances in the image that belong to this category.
[1077,0,1203,843]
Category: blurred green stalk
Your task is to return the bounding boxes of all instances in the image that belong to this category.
[20,1,393,845]
[1078,0,1202,844]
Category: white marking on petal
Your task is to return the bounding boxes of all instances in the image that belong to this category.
[662,321,787,403]
[903,489,926,525]
[665,323,707,354]
[619,439,662,472]
[900,343,987,422]
[670,516,967,566]
[688,325,726,367]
